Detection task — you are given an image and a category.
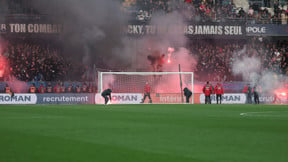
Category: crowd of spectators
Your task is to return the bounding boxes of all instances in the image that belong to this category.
[0,82,97,93]
[1,0,287,24]
[1,37,287,83]
[123,0,288,24]
[191,38,288,81]
[0,39,89,82]
[0,0,287,85]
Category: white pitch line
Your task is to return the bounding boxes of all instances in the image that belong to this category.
[240,111,288,117]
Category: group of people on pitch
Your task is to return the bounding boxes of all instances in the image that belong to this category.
[243,84,260,104]
[101,82,154,105]
[101,81,224,105]
[100,82,194,105]
[202,81,224,104]
[139,82,194,104]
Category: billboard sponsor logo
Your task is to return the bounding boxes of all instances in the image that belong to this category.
[37,94,94,104]
[95,93,143,104]
[246,26,266,34]
[200,94,246,104]
[112,95,139,102]
[211,95,241,101]
[0,95,31,102]
[0,94,37,104]
[259,95,275,103]
[259,96,274,102]
[42,96,88,102]
[149,93,185,103]
[160,96,182,102]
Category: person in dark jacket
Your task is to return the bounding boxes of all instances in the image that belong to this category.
[101,89,112,105]
[253,86,260,104]
[247,84,253,104]
[183,87,192,103]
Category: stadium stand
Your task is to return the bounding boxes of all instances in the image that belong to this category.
[127,0,287,24]
[191,38,288,81]
[0,0,287,93]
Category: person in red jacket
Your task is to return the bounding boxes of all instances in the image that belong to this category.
[38,84,46,93]
[53,83,61,93]
[243,84,248,93]
[203,81,213,104]
[46,83,53,93]
[141,82,152,103]
[215,83,224,104]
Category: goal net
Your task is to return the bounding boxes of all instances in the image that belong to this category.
[97,72,194,104]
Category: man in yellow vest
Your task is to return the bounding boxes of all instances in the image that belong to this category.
[5,84,14,97]
[29,83,37,93]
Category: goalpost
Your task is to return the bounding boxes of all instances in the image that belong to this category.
[98,72,194,104]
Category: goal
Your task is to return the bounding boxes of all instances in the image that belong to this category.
[98,72,194,104]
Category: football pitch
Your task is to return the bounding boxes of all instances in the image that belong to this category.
[0,104,287,162]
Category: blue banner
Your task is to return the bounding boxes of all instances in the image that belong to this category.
[246,24,288,36]
[36,93,95,104]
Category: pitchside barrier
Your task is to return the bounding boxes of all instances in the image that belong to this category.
[95,93,248,104]
[0,93,280,104]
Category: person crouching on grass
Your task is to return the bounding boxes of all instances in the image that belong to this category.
[183,87,192,103]
[101,89,112,105]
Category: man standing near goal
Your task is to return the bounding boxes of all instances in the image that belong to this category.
[141,82,152,103]
[215,83,224,104]
[203,81,213,104]
[101,89,112,105]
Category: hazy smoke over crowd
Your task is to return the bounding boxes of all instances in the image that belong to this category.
[232,56,261,82]
[31,0,131,70]
[30,1,198,72]
[232,47,286,93]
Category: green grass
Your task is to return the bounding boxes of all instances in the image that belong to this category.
[0,104,288,162]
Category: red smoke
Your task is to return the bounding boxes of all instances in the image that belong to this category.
[0,55,8,78]
[7,76,29,93]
